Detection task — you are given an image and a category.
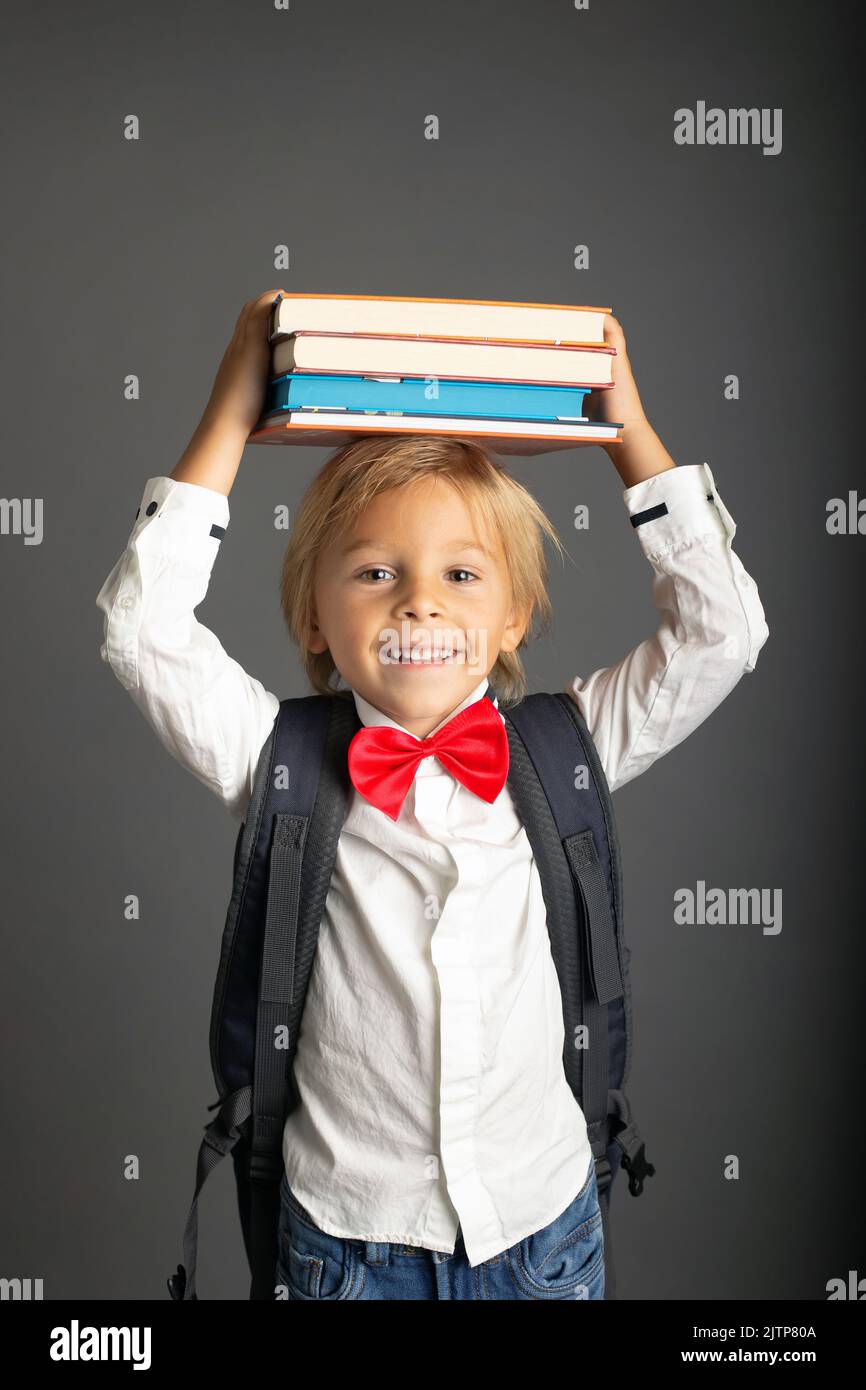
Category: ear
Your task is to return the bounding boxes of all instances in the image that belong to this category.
[307,607,329,655]
[498,601,530,655]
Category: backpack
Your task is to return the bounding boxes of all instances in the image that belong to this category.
[166,682,655,1301]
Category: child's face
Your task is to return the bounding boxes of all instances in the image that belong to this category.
[309,477,527,738]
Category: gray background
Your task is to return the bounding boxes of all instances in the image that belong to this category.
[1,0,863,1300]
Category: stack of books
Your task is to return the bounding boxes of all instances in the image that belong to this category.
[247,293,623,456]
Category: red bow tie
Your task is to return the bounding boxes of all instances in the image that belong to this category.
[347,696,510,821]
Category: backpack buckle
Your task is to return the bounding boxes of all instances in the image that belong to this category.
[620,1142,656,1196]
[593,1152,612,1195]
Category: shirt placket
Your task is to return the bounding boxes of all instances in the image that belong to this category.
[413,763,506,1262]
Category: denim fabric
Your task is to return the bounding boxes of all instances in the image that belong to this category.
[275,1155,605,1300]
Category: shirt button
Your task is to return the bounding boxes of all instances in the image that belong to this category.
[145,501,158,516]
[119,594,135,610]
[738,574,751,589]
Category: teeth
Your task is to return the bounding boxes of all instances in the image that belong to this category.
[398,649,455,663]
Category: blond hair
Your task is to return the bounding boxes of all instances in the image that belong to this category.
[279,434,568,706]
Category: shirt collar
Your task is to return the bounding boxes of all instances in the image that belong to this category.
[351,675,497,740]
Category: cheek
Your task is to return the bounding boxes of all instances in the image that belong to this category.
[324,597,381,648]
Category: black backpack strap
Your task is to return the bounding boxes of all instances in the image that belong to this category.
[501,691,653,1201]
[550,694,655,1199]
[500,704,592,1113]
[501,694,614,1140]
[168,692,358,1301]
[246,810,310,1299]
[247,690,358,1299]
[168,698,285,1301]
[282,693,361,1115]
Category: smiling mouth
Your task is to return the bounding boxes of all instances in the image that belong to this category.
[394,648,461,665]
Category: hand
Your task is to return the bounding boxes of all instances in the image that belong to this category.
[201,288,287,439]
[583,314,676,485]
[583,314,652,445]
[170,289,287,495]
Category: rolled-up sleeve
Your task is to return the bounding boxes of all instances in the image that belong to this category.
[95,475,279,819]
[565,462,769,792]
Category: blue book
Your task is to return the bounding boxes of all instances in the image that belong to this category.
[264,372,591,423]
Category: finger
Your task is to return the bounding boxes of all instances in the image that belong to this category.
[239,289,286,326]
[604,314,624,347]
[240,290,289,340]
[254,288,289,309]
[609,317,629,360]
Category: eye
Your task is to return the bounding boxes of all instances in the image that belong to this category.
[356,567,479,583]
[358,567,396,582]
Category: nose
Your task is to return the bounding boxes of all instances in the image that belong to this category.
[396,602,444,620]
[392,578,447,621]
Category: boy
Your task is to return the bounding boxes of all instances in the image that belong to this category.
[96,290,769,1300]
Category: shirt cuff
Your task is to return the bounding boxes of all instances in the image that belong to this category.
[622,461,733,557]
[129,475,230,560]
[623,461,768,672]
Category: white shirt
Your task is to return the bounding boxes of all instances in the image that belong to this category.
[95,461,768,1266]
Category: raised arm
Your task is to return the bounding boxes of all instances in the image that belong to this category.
[569,316,770,792]
[95,291,287,818]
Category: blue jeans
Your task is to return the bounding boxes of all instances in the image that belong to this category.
[275,1154,605,1300]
